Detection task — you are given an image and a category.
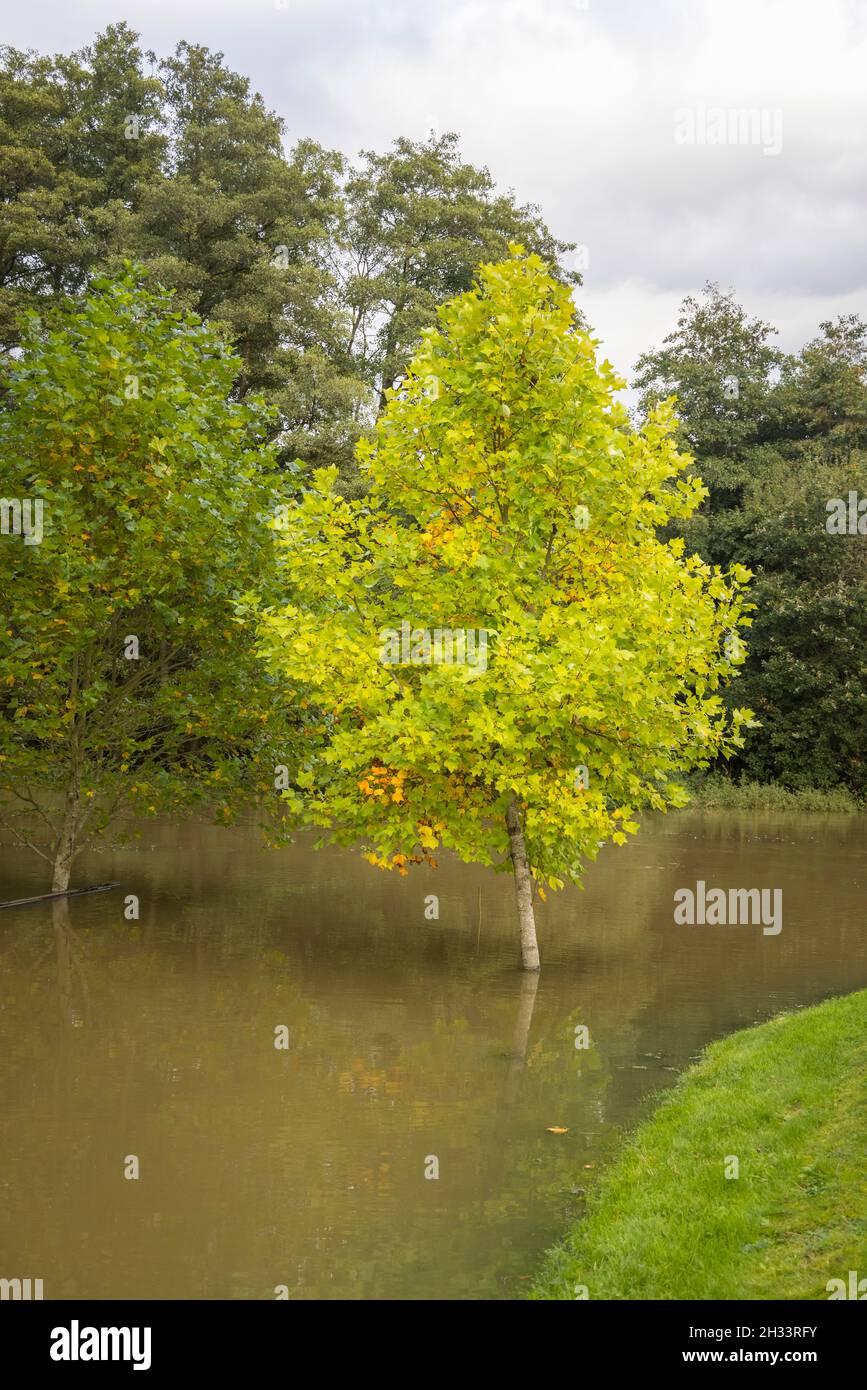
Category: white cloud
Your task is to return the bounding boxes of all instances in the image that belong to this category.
[2,0,865,382]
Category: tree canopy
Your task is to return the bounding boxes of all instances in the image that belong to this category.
[636,284,867,795]
[258,252,753,967]
[0,270,297,890]
[0,28,578,490]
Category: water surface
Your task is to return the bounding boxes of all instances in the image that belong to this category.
[1,811,865,1299]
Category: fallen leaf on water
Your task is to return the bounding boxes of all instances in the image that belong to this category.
[546,1126,569,1134]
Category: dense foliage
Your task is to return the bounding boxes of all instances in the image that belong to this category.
[635,287,867,796]
[0,272,297,889]
[0,24,577,488]
[257,254,752,923]
[1,20,863,905]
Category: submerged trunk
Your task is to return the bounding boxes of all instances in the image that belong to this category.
[506,800,541,971]
[505,970,540,1103]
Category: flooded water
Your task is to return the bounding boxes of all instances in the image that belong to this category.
[1,810,865,1300]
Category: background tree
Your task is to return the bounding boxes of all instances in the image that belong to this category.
[635,287,867,795]
[1,34,580,493]
[104,39,362,474]
[258,253,753,970]
[0,24,164,345]
[633,282,783,520]
[0,271,298,892]
[0,26,361,472]
[333,132,581,417]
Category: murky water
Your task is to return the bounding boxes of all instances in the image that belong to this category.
[1,811,865,1300]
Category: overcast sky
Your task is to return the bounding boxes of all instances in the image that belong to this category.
[4,0,866,389]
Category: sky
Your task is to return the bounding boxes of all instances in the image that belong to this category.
[3,0,866,389]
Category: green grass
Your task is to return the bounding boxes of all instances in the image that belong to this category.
[531,990,867,1300]
[686,774,864,813]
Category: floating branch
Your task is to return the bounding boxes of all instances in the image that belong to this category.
[0,882,122,911]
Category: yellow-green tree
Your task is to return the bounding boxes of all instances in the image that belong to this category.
[258,252,753,969]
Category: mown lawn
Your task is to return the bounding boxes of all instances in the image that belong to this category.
[531,989,867,1300]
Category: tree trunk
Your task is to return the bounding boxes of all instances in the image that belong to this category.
[51,787,79,894]
[506,800,540,971]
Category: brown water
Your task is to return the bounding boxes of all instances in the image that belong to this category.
[1,811,865,1300]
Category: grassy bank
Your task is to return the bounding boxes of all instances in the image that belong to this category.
[686,774,865,813]
[532,990,867,1300]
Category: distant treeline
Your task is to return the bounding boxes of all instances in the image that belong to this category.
[0,21,577,486]
[1,23,864,796]
[634,288,866,796]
